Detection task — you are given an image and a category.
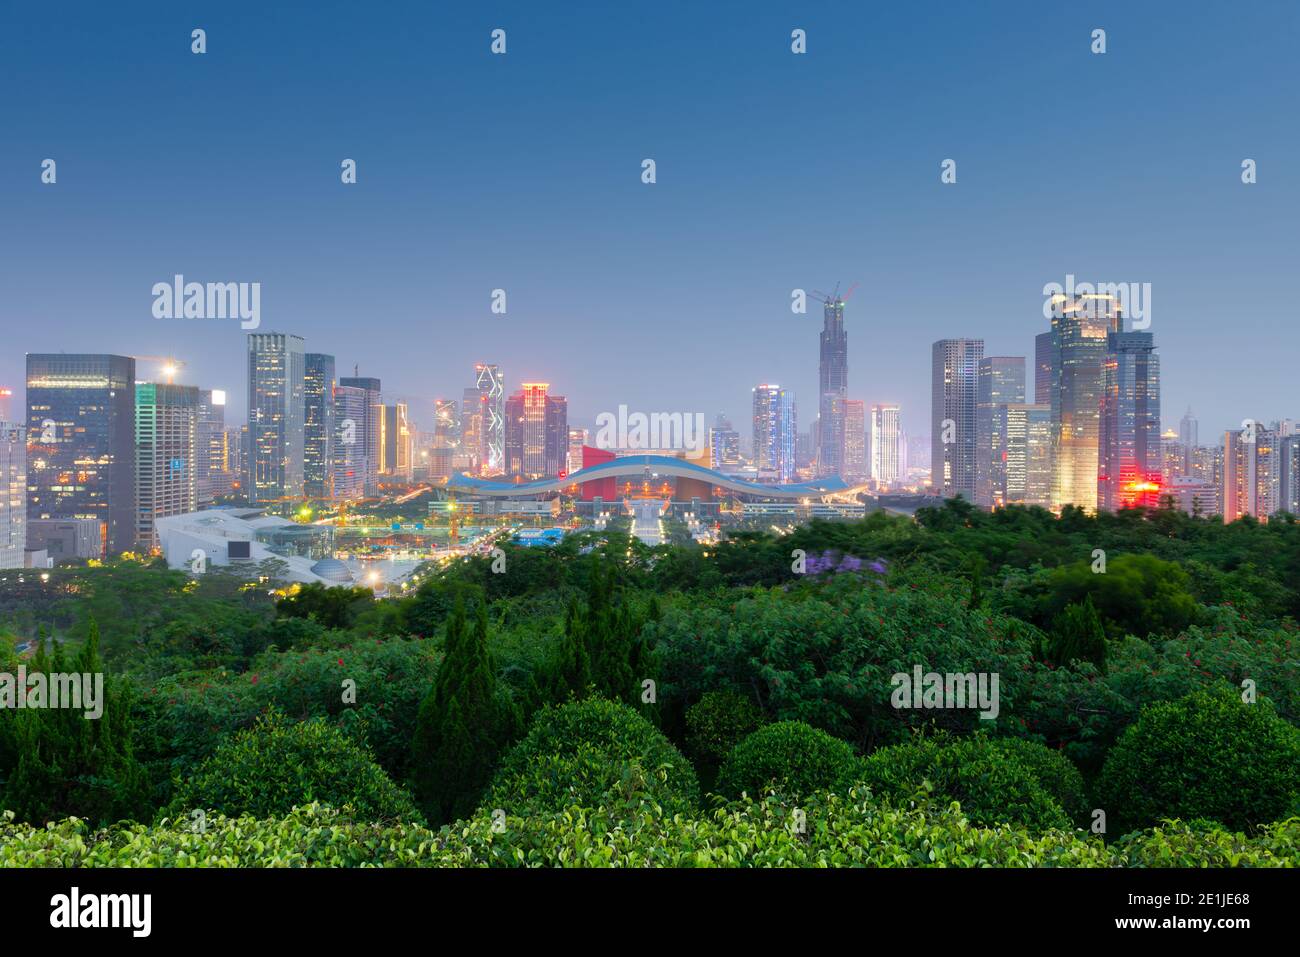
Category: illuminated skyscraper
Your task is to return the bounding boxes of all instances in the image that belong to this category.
[1098,330,1161,511]
[474,363,505,475]
[0,422,25,569]
[843,399,867,482]
[931,339,984,500]
[135,382,199,550]
[545,393,568,478]
[331,384,368,500]
[752,384,796,483]
[303,353,336,497]
[1047,295,1118,512]
[1278,434,1300,516]
[709,414,741,471]
[568,427,588,475]
[1004,404,1052,507]
[1223,424,1278,521]
[505,383,566,479]
[434,399,460,448]
[247,333,306,503]
[817,295,849,477]
[975,357,1026,507]
[196,389,233,506]
[1034,332,1053,406]
[26,353,136,555]
[870,403,902,485]
[337,374,381,494]
[378,403,412,480]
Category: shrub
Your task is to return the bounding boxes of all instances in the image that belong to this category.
[166,712,419,822]
[482,698,698,817]
[1095,688,1300,834]
[716,721,859,800]
[858,734,1077,831]
[685,690,766,767]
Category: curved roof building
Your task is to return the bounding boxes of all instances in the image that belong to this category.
[448,454,849,500]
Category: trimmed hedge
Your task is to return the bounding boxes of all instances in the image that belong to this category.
[859,734,1083,831]
[1096,688,1300,834]
[4,796,1297,868]
[481,698,699,817]
[684,690,766,767]
[716,721,859,800]
[165,712,419,823]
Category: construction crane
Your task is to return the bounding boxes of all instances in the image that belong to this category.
[131,356,188,384]
[809,282,859,307]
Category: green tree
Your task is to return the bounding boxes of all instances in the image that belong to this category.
[1044,595,1107,671]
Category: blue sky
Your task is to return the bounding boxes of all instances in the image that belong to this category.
[2,1,1296,440]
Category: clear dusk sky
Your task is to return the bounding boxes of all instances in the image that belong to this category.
[2,1,1297,441]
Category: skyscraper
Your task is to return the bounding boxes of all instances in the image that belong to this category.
[196,389,233,506]
[709,414,741,471]
[434,399,461,448]
[0,422,25,569]
[247,333,306,503]
[332,384,368,500]
[378,403,412,480]
[474,363,505,475]
[1277,434,1300,516]
[26,353,136,555]
[817,294,849,477]
[1034,332,1053,406]
[1223,424,1278,521]
[337,374,381,494]
[1004,404,1052,507]
[931,339,984,500]
[304,353,336,497]
[1098,330,1161,511]
[1047,294,1118,512]
[1179,407,1199,456]
[505,383,566,479]
[870,403,902,485]
[545,393,568,477]
[135,382,199,550]
[752,384,796,483]
[568,427,589,475]
[975,356,1026,507]
[843,399,867,482]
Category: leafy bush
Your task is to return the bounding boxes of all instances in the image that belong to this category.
[858,734,1079,831]
[5,794,1297,868]
[166,712,419,823]
[482,698,698,817]
[1096,689,1300,834]
[716,721,859,800]
[684,690,766,766]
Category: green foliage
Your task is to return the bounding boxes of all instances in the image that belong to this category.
[167,712,418,822]
[0,622,151,827]
[684,690,766,768]
[1096,688,1300,835]
[859,734,1082,831]
[1039,554,1199,640]
[6,795,1296,868]
[1044,595,1107,671]
[483,698,698,818]
[716,721,859,800]
[411,593,517,823]
[275,583,375,631]
[542,560,649,705]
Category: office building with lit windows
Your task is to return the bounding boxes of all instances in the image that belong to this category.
[135,382,199,550]
[931,339,984,501]
[304,353,336,497]
[1098,330,1161,511]
[752,384,797,484]
[247,333,306,503]
[975,356,1026,507]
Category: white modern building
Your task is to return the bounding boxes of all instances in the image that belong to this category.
[154,507,352,584]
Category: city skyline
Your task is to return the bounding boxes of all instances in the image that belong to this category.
[3,2,1297,438]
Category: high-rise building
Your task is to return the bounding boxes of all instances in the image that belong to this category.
[1004,404,1052,507]
[817,295,849,477]
[931,339,984,501]
[1047,294,1119,512]
[870,403,902,485]
[1277,434,1300,516]
[337,375,381,494]
[0,388,13,422]
[332,384,368,500]
[505,383,565,479]
[196,389,233,506]
[304,353,336,497]
[247,333,306,503]
[26,353,136,555]
[434,399,461,448]
[474,363,505,475]
[975,357,1026,507]
[709,414,741,471]
[752,384,796,483]
[460,387,482,473]
[0,422,25,568]
[1034,332,1053,406]
[568,427,589,475]
[1098,330,1161,511]
[378,403,412,480]
[1178,408,1199,460]
[1223,423,1278,521]
[135,382,199,551]
[228,425,247,495]
[843,400,867,482]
